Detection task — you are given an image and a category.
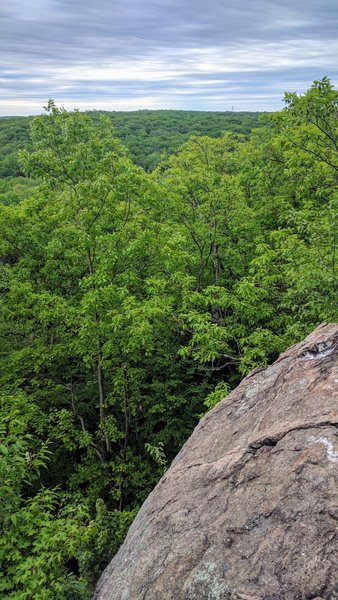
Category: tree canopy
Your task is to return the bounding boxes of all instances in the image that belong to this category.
[0,79,336,598]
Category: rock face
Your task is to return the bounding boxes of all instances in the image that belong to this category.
[94,323,338,600]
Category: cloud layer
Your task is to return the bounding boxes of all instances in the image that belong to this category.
[1,0,337,114]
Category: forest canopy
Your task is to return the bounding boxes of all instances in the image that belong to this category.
[0,78,337,599]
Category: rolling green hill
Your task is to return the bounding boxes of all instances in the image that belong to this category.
[0,109,263,177]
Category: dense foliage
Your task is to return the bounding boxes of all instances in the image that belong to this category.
[100,109,263,170]
[0,109,262,179]
[0,79,337,598]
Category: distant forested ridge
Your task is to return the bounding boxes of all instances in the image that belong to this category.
[0,79,336,599]
[0,109,262,179]
[96,109,263,170]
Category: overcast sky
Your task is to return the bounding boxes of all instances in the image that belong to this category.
[1,0,337,115]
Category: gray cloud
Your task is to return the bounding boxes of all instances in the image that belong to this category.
[0,0,337,114]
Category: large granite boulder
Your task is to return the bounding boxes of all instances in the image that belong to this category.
[94,323,338,600]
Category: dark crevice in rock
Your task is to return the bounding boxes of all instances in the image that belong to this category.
[249,421,338,453]
[157,497,178,514]
[225,510,275,535]
[249,437,279,451]
[174,421,338,485]
[298,333,338,360]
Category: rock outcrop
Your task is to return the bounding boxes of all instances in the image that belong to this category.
[94,323,338,600]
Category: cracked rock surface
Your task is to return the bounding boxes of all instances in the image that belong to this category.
[94,323,338,600]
